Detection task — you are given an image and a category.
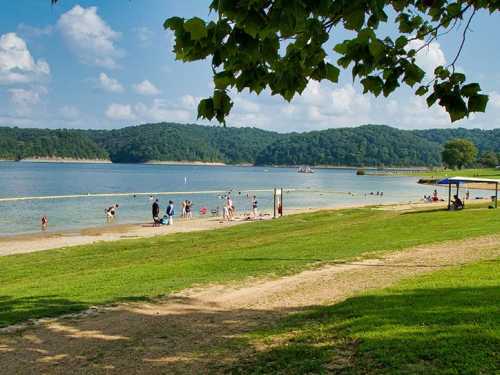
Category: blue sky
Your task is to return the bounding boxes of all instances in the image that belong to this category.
[1,1,500,132]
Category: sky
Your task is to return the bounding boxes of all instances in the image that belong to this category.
[1,0,500,133]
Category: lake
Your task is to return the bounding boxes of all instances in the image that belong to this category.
[0,162,435,235]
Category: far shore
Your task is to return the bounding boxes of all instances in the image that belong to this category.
[17,157,111,164]
[0,158,433,170]
[144,160,227,166]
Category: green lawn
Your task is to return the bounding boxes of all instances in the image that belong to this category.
[412,167,500,179]
[233,258,500,374]
[1,207,500,327]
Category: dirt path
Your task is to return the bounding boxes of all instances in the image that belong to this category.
[1,235,499,374]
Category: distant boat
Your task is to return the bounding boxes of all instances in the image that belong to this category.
[298,166,314,174]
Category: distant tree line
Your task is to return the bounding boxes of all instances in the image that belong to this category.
[1,123,500,167]
[0,128,108,160]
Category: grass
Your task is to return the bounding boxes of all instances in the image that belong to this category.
[1,207,500,327]
[406,167,500,178]
[232,258,500,374]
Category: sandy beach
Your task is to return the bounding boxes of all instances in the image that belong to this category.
[0,200,467,257]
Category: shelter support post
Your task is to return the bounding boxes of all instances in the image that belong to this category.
[448,183,451,210]
[496,183,498,209]
[273,188,277,218]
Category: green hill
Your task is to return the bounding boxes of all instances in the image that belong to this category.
[0,127,108,161]
[1,123,500,166]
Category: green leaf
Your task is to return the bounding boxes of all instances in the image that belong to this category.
[183,17,207,40]
[415,86,428,96]
[404,64,425,86]
[395,36,408,49]
[361,76,384,96]
[468,94,489,113]
[461,83,481,97]
[450,72,466,84]
[164,16,184,30]
[447,3,462,17]
[446,95,468,122]
[333,42,348,55]
[344,9,365,30]
[197,98,214,120]
[325,63,340,83]
[369,38,385,61]
[427,92,438,107]
[214,72,234,90]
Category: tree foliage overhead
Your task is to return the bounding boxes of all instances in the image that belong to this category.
[441,138,478,169]
[164,0,496,124]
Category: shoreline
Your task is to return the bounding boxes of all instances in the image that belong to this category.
[144,160,227,166]
[17,157,111,164]
[0,201,461,257]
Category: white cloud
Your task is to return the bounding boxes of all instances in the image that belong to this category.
[8,87,47,115]
[133,80,161,96]
[105,103,136,121]
[407,40,446,78]
[0,32,50,85]
[135,99,193,122]
[58,5,122,69]
[223,80,454,131]
[133,26,153,46]
[98,72,124,93]
[59,105,80,120]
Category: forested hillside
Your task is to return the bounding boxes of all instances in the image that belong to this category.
[255,125,442,166]
[87,123,281,163]
[1,123,500,166]
[0,127,108,160]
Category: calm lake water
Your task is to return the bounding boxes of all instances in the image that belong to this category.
[0,162,436,235]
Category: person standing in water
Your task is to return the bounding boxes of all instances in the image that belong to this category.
[252,195,258,218]
[181,200,187,218]
[41,215,48,231]
[166,200,175,225]
[105,204,119,222]
[185,200,193,219]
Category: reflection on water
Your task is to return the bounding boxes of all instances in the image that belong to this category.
[0,162,437,235]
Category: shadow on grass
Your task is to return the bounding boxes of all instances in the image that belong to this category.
[230,286,500,374]
[1,285,498,374]
[0,295,89,327]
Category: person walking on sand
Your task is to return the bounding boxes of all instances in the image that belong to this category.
[166,200,175,225]
[152,199,160,226]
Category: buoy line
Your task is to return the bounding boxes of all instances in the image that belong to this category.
[0,189,295,203]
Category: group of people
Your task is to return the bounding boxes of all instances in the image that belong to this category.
[423,189,467,210]
[423,190,441,202]
[219,193,259,222]
[152,199,175,226]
